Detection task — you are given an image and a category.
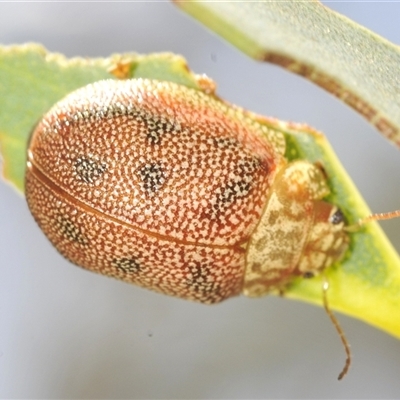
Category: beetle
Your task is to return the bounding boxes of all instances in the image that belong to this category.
[26,78,357,378]
[26,78,350,303]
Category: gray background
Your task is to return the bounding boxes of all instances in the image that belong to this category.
[1,2,400,398]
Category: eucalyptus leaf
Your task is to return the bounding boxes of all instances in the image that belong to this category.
[175,0,400,148]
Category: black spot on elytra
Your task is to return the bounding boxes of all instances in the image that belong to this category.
[238,156,265,177]
[144,116,179,145]
[56,216,86,245]
[112,257,141,273]
[212,137,239,149]
[74,156,107,184]
[219,179,253,204]
[209,156,264,218]
[138,162,166,193]
[186,262,220,295]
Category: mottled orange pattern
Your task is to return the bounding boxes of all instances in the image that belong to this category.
[26,79,283,303]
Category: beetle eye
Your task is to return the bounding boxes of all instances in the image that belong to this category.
[330,208,346,225]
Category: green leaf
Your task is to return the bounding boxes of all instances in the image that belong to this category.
[0,44,201,192]
[269,120,400,339]
[175,0,400,148]
[1,44,399,339]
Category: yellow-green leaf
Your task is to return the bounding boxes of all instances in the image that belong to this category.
[273,120,400,338]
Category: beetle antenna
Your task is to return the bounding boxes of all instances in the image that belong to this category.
[322,277,351,380]
[345,210,400,232]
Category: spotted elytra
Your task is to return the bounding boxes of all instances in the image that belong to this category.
[28,77,395,379]
[26,77,350,300]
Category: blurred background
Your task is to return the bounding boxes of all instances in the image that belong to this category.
[1,2,400,398]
